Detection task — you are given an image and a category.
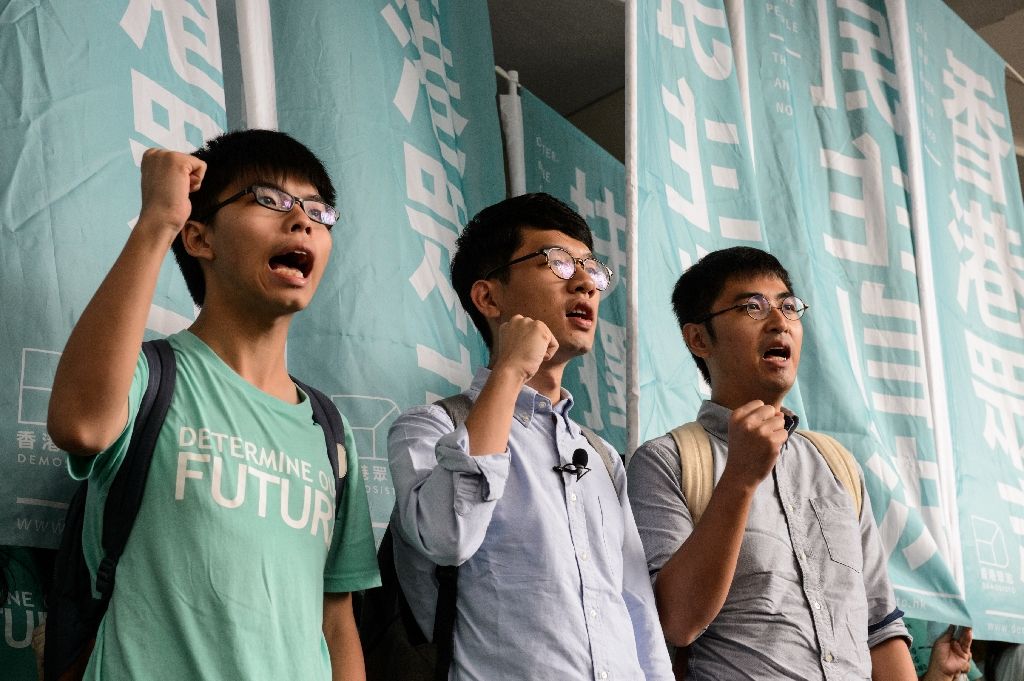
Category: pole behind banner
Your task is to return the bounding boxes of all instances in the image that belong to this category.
[497,67,526,196]
[235,0,278,129]
[625,0,639,456]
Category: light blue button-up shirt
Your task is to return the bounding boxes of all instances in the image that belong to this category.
[388,368,673,681]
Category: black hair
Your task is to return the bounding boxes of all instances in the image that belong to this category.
[450,192,593,348]
[171,129,336,306]
[671,246,794,384]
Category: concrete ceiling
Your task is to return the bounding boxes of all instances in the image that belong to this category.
[488,0,1024,180]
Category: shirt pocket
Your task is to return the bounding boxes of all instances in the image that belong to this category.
[810,492,863,573]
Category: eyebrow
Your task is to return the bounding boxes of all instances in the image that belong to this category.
[257,180,323,202]
[730,290,794,303]
[541,244,594,259]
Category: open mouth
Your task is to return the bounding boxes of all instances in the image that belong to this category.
[269,249,313,279]
[566,302,594,322]
[762,345,791,361]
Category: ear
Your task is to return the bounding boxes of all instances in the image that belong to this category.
[682,322,713,359]
[469,279,503,321]
[180,220,215,262]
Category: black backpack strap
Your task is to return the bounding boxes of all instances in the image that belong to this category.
[434,393,472,430]
[432,564,458,681]
[291,377,346,506]
[97,338,176,600]
[579,425,624,497]
[428,393,473,681]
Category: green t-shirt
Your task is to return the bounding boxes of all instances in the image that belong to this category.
[0,547,45,681]
[70,331,380,681]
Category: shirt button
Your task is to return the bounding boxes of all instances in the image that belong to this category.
[824,651,834,663]
[799,550,807,561]
[599,672,608,679]
[580,551,589,561]
[570,493,578,503]
[590,608,598,620]
[813,601,821,610]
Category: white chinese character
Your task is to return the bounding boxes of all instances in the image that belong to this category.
[662,76,710,233]
[948,193,1024,338]
[16,431,36,450]
[121,0,225,108]
[655,0,731,80]
[943,50,1012,205]
[382,0,468,176]
[570,170,627,295]
[372,465,388,483]
[837,0,899,129]
[859,281,932,424]
[820,133,891,266]
[128,69,223,162]
[965,330,1024,469]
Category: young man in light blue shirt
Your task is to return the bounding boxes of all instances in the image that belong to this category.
[387,193,673,681]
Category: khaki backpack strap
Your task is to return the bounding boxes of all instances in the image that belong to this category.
[668,422,714,526]
[799,430,863,518]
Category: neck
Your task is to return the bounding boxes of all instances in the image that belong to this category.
[709,388,786,412]
[524,361,566,404]
[189,299,296,403]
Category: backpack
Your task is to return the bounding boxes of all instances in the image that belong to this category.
[664,422,863,680]
[361,394,621,681]
[44,339,347,681]
[667,422,862,525]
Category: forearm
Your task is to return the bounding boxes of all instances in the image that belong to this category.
[870,637,916,681]
[48,223,178,454]
[464,366,523,455]
[655,477,754,646]
[323,593,365,681]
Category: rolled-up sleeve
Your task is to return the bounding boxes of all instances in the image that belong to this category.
[858,474,911,648]
[388,403,510,566]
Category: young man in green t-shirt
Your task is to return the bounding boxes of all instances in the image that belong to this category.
[47,130,380,680]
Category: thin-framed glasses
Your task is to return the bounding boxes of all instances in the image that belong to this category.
[695,293,808,324]
[484,247,613,291]
[197,184,339,228]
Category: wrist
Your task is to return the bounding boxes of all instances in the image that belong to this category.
[489,361,531,387]
[135,211,187,244]
[921,671,954,681]
[717,466,762,497]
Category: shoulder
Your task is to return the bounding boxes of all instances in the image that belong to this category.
[628,434,681,478]
[389,399,467,439]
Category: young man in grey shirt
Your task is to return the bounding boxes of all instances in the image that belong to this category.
[627,247,915,680]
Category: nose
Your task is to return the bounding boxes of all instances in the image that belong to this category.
[764,304,790,331]
[570,259,598,295]
[288,206,313,235]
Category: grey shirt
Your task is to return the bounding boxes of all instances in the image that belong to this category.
[627,400,908,681]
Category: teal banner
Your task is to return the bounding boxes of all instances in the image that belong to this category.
[734,0,965,624]
[636,0,777,441]
[0,1,224,548]
[636,0,988,626]
[520,88,628,452]
[272,0,506,542]
[906,0,1024,641]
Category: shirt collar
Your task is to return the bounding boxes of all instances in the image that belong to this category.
[469,367,576,428]
[697,400,800,443]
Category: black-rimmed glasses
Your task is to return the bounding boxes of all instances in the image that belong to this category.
[484,247,613,291]
[197,184,339,228]
[695,293,808,324]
